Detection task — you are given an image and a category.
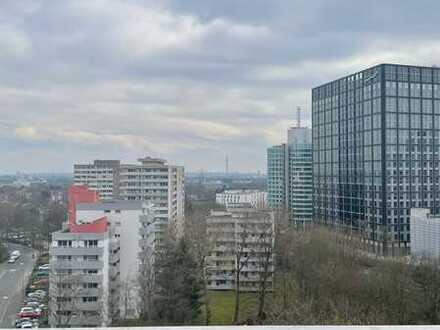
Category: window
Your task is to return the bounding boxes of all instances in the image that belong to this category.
[422,83,433,97]
[84,240,98,248]
[386,113,397,128]
[411,114,421,129]
[410,83,421,97]
[422,99,433,113]
[82,296,98,303]
[410,98,421,113]
[386,97,397,111]
[83,283,98,289]
[58,240,72,247]
[398,98,409,112]
[398,82,409,96]
[83,255,99,261]
[398,113,409,129]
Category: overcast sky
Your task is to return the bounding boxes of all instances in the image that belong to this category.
[2,0,440,174]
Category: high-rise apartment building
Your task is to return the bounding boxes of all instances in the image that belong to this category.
[73,160,120,200]
[267,125,313,225]
[206,207,274,291]
[49,186,119,327]
[73,157,185,230]
[312,64,440,252]
[49,186,158,326]
[75,199,156,318]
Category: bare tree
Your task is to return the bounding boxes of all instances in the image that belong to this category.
[48,270,84,327]
[184,204,214,325]
[232,218,253,324]
[120,276,138,320]
[138,245,156,322]
[255,211,275,323]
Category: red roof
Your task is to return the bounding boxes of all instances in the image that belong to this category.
[68,185,107,233]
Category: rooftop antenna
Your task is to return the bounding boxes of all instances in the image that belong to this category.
[296,106,301,128]
[225,155,229,174]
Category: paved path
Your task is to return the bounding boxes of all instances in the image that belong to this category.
[0,244,36,328]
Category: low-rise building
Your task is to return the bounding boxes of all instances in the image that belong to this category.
[215,190,267,209]
[410,208,440,259]
[206,207,274,291]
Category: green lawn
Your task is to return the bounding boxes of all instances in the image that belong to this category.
[200,291,258,325]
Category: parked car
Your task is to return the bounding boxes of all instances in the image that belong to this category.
[28,279,48,291]
[34,271,48,278]
[8,257,16,264]
[15,318,38,328]
[37,264,49,271]
[20,321,35,328]
[32,279,48,286]
[23,297,42,304]
[17,307,40,319]
[31,290,46,298]
[25,302,39,309]
[15,318,31,328]
[27,293,45,300]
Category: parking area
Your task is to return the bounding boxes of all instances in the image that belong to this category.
[0,244,49,328]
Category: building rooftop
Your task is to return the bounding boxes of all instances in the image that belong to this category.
[220,189,264,194]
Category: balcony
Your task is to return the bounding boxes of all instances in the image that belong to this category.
[50,247,104,256]
[54,260,103,270]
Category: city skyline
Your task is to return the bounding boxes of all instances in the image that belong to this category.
[2,1,440,173]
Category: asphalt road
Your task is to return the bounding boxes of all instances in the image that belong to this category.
[0,244,36,328]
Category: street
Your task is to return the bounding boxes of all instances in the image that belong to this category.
[0,244,36,328]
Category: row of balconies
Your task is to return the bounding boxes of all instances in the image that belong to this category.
[53,260,103,270]
[49,247,104,256]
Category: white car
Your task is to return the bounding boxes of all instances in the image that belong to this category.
[37,265,49,271]
[27,293,44,300]
[8,258,16,264]
[33,290,46,297]
[20,321,32,328]
[20,321,35,329]
[25,302,39,308]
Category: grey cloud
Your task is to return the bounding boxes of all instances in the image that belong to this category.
[1,0,440,173]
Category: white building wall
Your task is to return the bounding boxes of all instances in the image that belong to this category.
[76,207,145,317]
[101,235,110,326]
[410,208,440,258]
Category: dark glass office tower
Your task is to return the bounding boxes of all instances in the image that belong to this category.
[312,64,440,253]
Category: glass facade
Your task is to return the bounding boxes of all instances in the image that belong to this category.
[267,128,313,225]
[312,64,440,249]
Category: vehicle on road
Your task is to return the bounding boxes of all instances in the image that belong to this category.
[11,250,21,258]
[8,257,17,263]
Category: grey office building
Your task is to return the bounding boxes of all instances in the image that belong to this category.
[312,64,440,252]
[267,125,313,225]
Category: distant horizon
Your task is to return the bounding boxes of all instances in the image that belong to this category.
[0,170,266,176]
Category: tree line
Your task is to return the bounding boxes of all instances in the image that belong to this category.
[132,205,440,326]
